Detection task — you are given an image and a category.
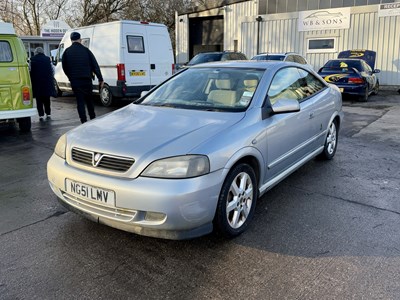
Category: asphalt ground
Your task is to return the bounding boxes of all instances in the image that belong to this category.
[0,91,399,299]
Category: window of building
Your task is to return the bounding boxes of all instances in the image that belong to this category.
[307,38,337,53]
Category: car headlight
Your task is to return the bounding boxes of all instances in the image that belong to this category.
[141,155,210,179]
[54,134,67,159]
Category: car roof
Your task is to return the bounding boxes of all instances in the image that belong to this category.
[194,50,243,55]
[188,60,296,69]
[255,52,298,56]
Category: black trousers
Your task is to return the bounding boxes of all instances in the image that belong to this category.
[36,95,51,117]
[71,80,95,123]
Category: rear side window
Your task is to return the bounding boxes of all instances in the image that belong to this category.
[294,55,307,64]
[127,36,144,53]
[0,41,13,62]
[285,55,295,62]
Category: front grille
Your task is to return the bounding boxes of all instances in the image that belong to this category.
[71,147,135,172]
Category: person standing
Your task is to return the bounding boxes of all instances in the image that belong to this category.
[30,47,55,121]
[62,32,104,123]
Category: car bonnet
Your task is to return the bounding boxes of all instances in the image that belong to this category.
[66,104,245,171]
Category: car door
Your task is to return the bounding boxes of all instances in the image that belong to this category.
[296,68,333,149]
[263,67,318,181]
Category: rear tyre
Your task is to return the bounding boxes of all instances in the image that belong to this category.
[214,163,257,238]
[318,119,338,160]
[54,79,63,97]
[100,84,113,107]
[358,87,368,102]
[17,117,31,133]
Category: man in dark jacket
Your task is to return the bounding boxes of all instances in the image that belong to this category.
[30,47,55,121]
[62,32,104,123]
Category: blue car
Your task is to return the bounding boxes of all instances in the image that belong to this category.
[318,58,380,102]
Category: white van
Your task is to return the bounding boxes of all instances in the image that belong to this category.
[54,20,174,106]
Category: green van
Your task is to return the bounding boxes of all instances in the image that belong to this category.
[0,22,35,132]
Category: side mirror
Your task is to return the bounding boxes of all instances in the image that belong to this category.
[140,91,149,98]
[271,98,300,114]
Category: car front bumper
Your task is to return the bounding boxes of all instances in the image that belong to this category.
[47,154,224,240]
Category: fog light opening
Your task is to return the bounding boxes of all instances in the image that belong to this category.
[145,211,166,222]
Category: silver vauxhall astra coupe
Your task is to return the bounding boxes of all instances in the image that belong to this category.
[47,61,343,240]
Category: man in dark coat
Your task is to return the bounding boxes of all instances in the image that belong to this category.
[62,31,104,123]
[30,47,55,120]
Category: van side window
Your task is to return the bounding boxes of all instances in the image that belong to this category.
[0,41,13,62]
[127,36,144,53]
[57,43,65,61]
[81,38,90,48]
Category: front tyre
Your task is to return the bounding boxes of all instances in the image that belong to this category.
[318,119,338,160]
[214,163,257,238]
[100,84,113,107]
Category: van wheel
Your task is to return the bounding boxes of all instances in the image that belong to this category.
[54,79,62,97]
[100,84,113,107]
[17,117,31,132]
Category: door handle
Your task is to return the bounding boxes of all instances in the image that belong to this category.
[309,112,314,119]
[150,64,155,70]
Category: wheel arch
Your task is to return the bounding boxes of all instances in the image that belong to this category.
[221,147,264,195]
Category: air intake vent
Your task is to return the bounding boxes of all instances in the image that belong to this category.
[71,148,134,172]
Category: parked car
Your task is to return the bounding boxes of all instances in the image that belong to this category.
[0,22,35,132]
[47,61,343,240]
[178,51,247,69]
[318,58,380,102]
[251,52,310,66]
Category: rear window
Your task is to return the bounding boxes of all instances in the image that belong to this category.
[324,60,362,71]
[188,53,223,65]
[0,41,13,62]
[252,55,285,61]
[127,36,145,53]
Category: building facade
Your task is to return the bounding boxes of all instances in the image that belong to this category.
[176,0,400,86]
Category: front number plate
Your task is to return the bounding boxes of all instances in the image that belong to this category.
[66,179,116,207]
[339,88,344,92]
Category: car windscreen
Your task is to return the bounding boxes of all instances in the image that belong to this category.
[138,67,265,112]
[187,53,223,65]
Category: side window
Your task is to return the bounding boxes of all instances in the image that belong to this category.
[296,68,325,98]
[268,67,303,104]
[295,55,306,64]
[268,67,325,104]
[285,55,295,62]
[57,43,65,61]
[81,38,90,48]
[127,36,145,53]
[0,41,13,62]
[363,61,372,73]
